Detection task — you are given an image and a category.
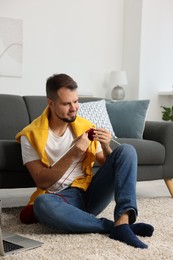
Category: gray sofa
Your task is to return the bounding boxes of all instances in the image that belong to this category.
[0,94,173,197]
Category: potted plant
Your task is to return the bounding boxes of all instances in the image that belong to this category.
[161,106,173,121]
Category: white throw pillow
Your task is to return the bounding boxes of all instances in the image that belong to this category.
[78,99,115,137]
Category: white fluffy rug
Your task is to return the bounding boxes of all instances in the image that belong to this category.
[2,197,173,260]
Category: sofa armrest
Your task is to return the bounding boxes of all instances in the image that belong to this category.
[143,121,173,179]
[143,121,173,144]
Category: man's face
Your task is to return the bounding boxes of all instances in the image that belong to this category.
[49,87,79,123]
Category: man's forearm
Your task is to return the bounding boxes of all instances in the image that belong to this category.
[34,151,78,190]
[102,144,112,160]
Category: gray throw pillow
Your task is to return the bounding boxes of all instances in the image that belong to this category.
[106,100,150,138]
[78,99,115,137]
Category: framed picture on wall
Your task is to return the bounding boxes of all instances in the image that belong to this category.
[0,17,23,77]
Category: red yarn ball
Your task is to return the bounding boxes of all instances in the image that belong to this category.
[20,205,38,224]
[87,128,95,141]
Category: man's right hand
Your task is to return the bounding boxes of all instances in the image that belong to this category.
[71,132,89,157]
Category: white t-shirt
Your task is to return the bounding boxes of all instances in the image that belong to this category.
[20,126,102,193]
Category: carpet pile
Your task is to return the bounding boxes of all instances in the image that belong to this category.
[2,197,173,260]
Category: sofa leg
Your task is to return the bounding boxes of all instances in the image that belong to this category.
[164,179,173,198]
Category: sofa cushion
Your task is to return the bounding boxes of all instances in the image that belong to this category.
[23,96,47,122]
[0,94,29,140]
[110,138,165,165]
[78,99,115,136]
[0,140,35,188]
[0,140,26,171]
[106,100,150,139]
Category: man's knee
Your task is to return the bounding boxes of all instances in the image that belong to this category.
[120,143,136,154]
[112,144,137,161]
[34,194,62,213]
[34,194,49,213]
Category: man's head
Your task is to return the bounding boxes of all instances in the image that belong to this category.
[46,74,79,123]
[46,73,78,101]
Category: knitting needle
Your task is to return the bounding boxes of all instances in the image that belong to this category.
[111,137,121,145]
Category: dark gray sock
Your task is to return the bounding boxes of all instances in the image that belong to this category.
[130,223,154,237]
[109,224,148,249]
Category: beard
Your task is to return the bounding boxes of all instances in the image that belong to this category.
[61,116,76,123]
[55,111,77,123]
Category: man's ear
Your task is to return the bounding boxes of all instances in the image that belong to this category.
[47,98,53,107]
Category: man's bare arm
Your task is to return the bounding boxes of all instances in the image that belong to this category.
[26,133,89,190]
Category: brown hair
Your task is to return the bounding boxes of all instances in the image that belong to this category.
[46,73,78,100]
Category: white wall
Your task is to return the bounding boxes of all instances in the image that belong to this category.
[139,0,173,120]
[1,0,173,121]
[0,0,124,97]
[122,0,173,121]
[123,0,142,100]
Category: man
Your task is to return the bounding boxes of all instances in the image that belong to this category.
[16,73,154,249]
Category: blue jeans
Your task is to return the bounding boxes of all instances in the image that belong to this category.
[33,144,138,233]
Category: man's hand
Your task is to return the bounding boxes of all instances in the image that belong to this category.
[93,128,112,163]
[92,128,112,146]
[71,132,89,158]
[25,132,89,190]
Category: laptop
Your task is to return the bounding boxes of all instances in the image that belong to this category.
[0,200,43,256]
